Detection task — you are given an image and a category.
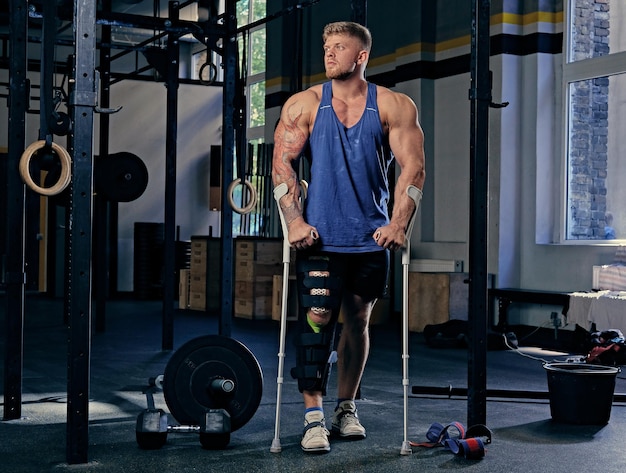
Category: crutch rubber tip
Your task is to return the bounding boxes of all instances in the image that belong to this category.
[270,439,282,453]
[400,441,413,455]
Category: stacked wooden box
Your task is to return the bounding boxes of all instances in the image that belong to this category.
[179,268,190,309]
[408,273,451,332]
[407,272,492,332]
[272,275,299,322]
[234,238,282,319]
[188,236,221,311]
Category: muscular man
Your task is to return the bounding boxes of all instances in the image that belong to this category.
[272,21,426,453]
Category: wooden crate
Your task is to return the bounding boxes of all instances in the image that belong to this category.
[190,237,220,273]
[408,273,450,332]
[188,236,221,311]
[235,238,282,264]
[235,259,282,281]
[188,237,285,316]
[235,277,274,298]
[235,296,273,319]
[178,269,190,309]
[188,273,221,311]
[233,238,282,319]
[189,291,207,311]
[272,275,299,322]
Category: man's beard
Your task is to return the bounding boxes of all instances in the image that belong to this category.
[326,64,356,81]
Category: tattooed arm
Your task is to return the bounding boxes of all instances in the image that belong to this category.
[272,89,320,248]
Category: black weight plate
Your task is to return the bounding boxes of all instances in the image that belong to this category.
[48,112,72,136]
[162,335,263,431]
[95,152,149,202]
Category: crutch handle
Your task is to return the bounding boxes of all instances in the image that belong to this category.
[273,183,290,264]
[402,185,423,265]
[273,183,289,236]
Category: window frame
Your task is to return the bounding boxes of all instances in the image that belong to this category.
[558,0,626,244]
[244,22,266,142]
[232,0,266,236]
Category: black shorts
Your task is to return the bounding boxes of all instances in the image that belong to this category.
[296,249,389,303]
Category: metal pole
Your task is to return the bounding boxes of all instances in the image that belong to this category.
[66,0,97,463]
[94,0,113,333]
[413,384,626,403]
[3,0,28,422]
[219,0,237,338]
[467,0,491,427]
[162,1,181,350]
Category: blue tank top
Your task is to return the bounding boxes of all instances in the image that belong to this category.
[305,81,393,253]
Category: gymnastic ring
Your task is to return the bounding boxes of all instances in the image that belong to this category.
[19,140,72,196]
[199,61,218,85]
[227,178,257,214]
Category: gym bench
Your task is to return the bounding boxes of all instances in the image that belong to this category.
[488,288,570,332]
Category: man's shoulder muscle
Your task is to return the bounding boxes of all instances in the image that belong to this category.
[375,86,417,126]
[285,86,322,110]
[280,85,323,131]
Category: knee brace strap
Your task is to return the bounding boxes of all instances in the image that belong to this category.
[291,331,336,394]
[299,258,342,311]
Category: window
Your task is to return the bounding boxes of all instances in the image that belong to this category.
[237,0,267,139]
[233,0,267,236]
[563,0,626,241]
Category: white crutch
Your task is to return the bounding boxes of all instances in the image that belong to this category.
[400,185,422,455]
[270,182,290,453]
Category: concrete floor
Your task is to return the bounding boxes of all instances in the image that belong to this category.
[2,293,626,472]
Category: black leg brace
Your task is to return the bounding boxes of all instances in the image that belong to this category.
[291,253,344,394]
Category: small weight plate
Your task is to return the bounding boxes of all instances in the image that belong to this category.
[95,152,149,202]
[162,335,263,431]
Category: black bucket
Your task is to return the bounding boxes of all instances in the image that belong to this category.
[544,362,620,425]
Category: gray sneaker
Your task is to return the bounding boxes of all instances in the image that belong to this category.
[301,411,330,453]
[331,400,366,439]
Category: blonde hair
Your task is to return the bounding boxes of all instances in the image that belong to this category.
[323,21,372,52]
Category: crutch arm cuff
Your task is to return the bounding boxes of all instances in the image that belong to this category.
[404,185,422,239]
